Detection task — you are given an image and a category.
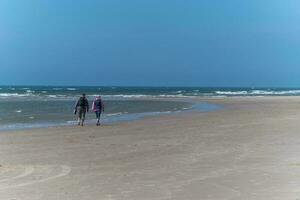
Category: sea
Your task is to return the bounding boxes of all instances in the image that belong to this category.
[0,86,298,131]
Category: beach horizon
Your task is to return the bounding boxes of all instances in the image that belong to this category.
[2,0,299,198]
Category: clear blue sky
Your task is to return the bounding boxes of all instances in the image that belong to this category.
[1,0,300,87]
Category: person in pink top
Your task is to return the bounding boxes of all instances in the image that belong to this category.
[92,96,104,126]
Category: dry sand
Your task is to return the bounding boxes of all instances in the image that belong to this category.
[0,97,300,200]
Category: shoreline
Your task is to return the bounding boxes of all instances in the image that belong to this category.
[2,95,299,133]
[1,95,298,133]
[0,98,221,132]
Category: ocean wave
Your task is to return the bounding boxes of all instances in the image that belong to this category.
[93,94,153,99]
[67,88,77,91]
[90,94,198,99]
[250,90,300,95]
[67,120,77,124]
[2,88,300,99]
[0,93,71,99]
[182,106,193,110]
[45,94,68,98]
[215,90,300,96]
[47,95,59,98]
[0,93,32,97]
[106,112,124,117]
[215,91,248,95]
[172,90,183,94]
[158,94,193,98]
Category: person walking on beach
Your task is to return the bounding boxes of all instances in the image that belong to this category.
[92,96,104,126]
[74,93,89,126]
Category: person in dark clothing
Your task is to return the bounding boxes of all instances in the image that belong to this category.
[74,93,89,126]
[92,96,104,126]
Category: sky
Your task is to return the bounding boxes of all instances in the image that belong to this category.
[0,0,300,87]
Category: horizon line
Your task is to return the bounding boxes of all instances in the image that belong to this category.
[1,84,300,89]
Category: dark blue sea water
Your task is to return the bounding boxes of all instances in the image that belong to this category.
[0,86,295,131]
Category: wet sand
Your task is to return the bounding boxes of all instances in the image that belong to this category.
[0,97,300,199]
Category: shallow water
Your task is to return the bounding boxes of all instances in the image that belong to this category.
[0,99,195,131]
[0,86,226,131]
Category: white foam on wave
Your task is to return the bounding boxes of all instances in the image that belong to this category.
[119,94,150,98]
[215,90,300,96]
[44,94,68,98]
[158,94,194,98]
[0,93,19,97]
[95,94,153,99]
[47,95,58,98]
[100,94,197,99]
[67,88,77,91]
[0,93,32,97]
[106,112,124,117]
[182,106,193,110]
[15,110,22,113]
[90,93,200,99]
[172,90,183,94]
[250,90,300,95]
[67,120,77,124]
[215,91,248,95]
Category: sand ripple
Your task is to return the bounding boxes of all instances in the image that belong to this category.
[0,165,71,189]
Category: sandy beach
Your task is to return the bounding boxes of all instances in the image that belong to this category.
[0,97,300,200]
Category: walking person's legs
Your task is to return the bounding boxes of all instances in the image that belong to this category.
[81,110,86,126]
[77,107,86,126]
[77,108,82,125]
[96,111,101,126]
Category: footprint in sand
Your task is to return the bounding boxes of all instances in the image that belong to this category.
[0,165,71,189]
